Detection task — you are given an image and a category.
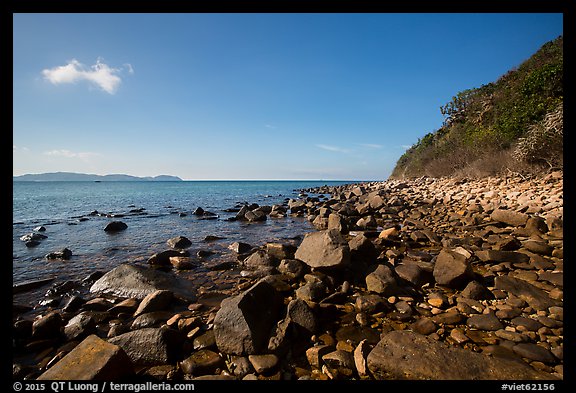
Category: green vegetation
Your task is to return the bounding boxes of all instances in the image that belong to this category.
[391,36,563,179]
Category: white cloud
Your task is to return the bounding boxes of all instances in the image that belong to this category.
[357,143,383,149]
[13,145,30,152]
[42,58,130,94]
[316,144,350,154]
[43,149,100,160]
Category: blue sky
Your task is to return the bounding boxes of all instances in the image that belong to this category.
[13,13,563,180]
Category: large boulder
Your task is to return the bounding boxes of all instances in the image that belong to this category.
[294,229,351,269]
[38,335,133,380]
[90,263,196,301]
[108,327,183,366]
[491,209,529,227]
[213,278,283,355]
[367,330,551,380]
[433,249,474,288]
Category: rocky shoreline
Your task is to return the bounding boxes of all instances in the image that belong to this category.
[13,171,563,381]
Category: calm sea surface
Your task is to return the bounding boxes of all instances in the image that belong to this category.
[13,180,351,306]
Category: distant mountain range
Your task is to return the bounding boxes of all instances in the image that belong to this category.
[13,172,183,182]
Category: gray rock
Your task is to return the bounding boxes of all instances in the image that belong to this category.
[228,242,253,254]
[277,259,306,279]
[395,261,434,288]
[167,236,192,249]
[90,263,196,301]
[45,248,73,260]
[475,250,530,264]
[295,281,326,302]
[365,264,400,296]
[104,221,128,232]
[367,330,551,380]
[64,312,97,340]
[213,278,283,355]
[108,327,183,366]
[148,249,190,266]
[461,281,494,300]
[294,229,351,269]
[243,250,276,269]
[433,249,474,289]
[134,290,174,316]
[131,311,174,330]
[286,298,317,334]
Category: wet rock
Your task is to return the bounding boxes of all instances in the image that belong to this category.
[193,331,216,350]
[20,232,47,242]
[367,330,550,380]
[228,242,253,254]
[433,249,474,288]
[109,327,183,366]
[180,349,224,375]
[148,249,190,266]
[45,248,73,260]
[169,256,195,270]
[213,278,283,355]
[294,229,351,269]
[167,236,192,249]
[62,296,85,313]
[104,221,128,232]
[90,263,196,302]
[37,335,133,380]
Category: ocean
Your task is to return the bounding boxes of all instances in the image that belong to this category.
[12,180,352,307]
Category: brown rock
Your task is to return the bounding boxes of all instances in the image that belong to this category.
[367,330,551,380]
[38,335,133,380]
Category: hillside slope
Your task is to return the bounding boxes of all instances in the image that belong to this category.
[391,36,563,179]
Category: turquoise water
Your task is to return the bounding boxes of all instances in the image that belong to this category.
[13,180,351,304]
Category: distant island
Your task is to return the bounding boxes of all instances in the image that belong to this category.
[13,172,183,182]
